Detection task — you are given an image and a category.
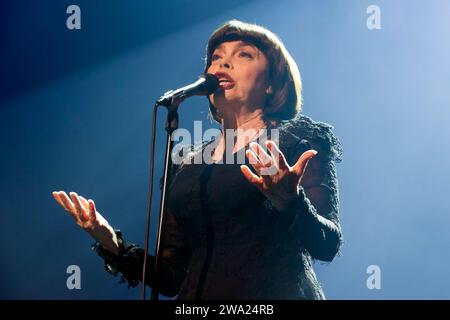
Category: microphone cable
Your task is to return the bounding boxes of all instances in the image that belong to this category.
[141,102,159,300]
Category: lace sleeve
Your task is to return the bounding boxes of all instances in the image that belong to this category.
[92,230,146,288]
[276,115,344,261]
[279,138,343,262]
[92,206,191,297]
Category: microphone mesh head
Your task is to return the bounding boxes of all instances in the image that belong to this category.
[202,73,220,94]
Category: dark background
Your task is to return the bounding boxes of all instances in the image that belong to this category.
[1,0,450,299]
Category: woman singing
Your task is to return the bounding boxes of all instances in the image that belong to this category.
[52,20,343,300]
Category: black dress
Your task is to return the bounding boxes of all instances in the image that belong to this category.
[94,114,344,300]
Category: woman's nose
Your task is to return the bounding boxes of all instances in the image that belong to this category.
[220,58,232,69]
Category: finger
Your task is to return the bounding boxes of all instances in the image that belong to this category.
[245,149,264,175]
[265,140,289,171]
[79,196,95,222]
[292,149,318,177]
[250,142,279,178]
[246,149,279,179]
[55,191,81,222]
[240,165,264,187]
[249,142,272,166]
[88,199,98,222]
[52,191,70,211]
[70,192,89,222]
[58,191,76,212]
[78,195,89,209]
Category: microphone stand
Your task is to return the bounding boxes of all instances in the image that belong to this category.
[141,74,218,300]
[141,97,180,301]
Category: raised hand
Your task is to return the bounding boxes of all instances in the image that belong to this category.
[240,140,317,211]
[52,191,121,256]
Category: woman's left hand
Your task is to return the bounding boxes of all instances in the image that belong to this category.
[240,140,317,212]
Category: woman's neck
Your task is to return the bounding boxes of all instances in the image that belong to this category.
[211,109,268,162]
[221,108,267,132]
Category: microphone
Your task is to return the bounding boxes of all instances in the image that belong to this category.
[156,73,219,107]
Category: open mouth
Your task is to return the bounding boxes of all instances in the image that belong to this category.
[215,72,235,90]
[219,80,235,89]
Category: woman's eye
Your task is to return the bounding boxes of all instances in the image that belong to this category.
[239,51,253,58]
[211,54,221,61]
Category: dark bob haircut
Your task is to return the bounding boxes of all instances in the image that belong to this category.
[204,20,302,124]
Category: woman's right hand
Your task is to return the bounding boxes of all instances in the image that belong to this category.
[52,191,121,256]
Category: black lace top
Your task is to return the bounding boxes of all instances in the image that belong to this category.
[93,114,344,300]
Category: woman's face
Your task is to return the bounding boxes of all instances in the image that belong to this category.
[206,40,272,113]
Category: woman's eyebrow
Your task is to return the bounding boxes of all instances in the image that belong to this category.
[214,42,257,52]
[237,43,257,50]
